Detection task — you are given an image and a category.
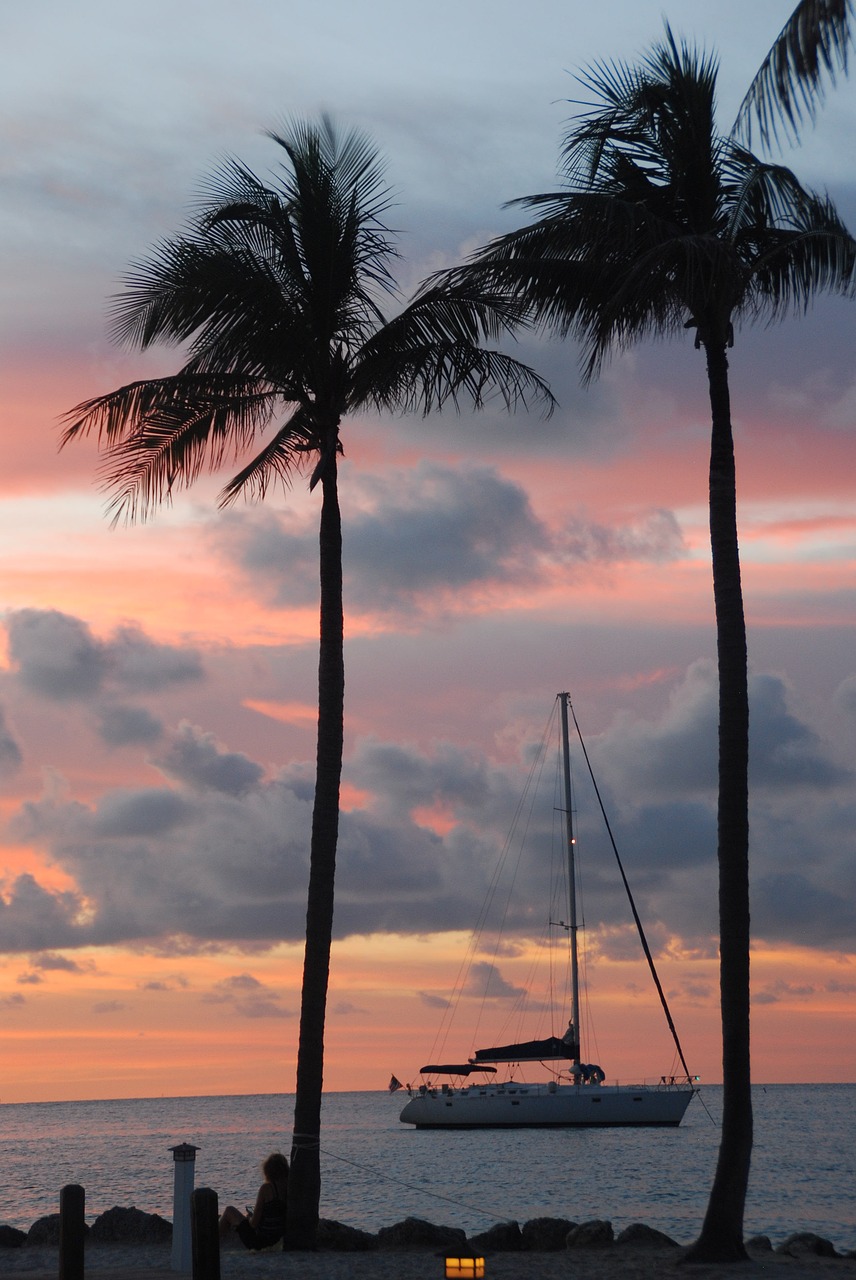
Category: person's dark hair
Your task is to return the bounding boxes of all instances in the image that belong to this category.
[262,1152,289,1182]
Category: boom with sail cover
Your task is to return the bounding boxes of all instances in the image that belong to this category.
[472,1037,577,1063]
[419,1063,497,1076]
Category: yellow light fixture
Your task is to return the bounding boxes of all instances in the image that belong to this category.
[444,1253,485,1279]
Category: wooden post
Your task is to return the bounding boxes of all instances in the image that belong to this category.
[59,1183,85,1280]
[191,1188,219,1280]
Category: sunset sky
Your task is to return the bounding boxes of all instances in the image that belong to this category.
[1,0,855,1104]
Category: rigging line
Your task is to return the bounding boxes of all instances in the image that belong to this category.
[694,1089,718,1126]
[568,700,694,1085]
[473,702,556,1052]
[568,754,595,1059]
[427,702,556,1065]
[499,721,563,1050]
[563,743,597,1065]
[317,1145,515,1226]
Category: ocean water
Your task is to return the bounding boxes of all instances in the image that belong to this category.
[0,1085,854,1251]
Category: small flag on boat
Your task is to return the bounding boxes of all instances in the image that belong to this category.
[388,1074,403,1093]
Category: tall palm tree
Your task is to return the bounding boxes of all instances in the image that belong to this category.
[435,31,853,1262]
[737,0,854,144]
[61,117,552,1247]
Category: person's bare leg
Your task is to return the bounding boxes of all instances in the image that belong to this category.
[219,1205,244,1239]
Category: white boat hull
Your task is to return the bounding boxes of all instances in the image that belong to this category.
[399,1081,694,1128]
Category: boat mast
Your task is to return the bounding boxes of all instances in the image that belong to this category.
[559,692,580,1066]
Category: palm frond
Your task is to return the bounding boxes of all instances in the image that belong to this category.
[64,373,283,524]
[735,0,855,146]
[267,115,400,334]
[353,281,554,414]
[563,26,719,195]
[722,144,830,237]
[218,406,319,506]
[745,191,856,316]
[110,233,299,359]
[200,159,313,299]
[270,114,394,226]
[61,373,277,448]
[444,186,730,378]
[355,338,554,418]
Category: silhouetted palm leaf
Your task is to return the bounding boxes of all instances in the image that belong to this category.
[737,0,855,144]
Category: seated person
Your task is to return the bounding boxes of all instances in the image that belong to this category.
[219,1152,288,1251]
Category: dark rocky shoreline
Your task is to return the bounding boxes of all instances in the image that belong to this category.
[1,1209,854,1260]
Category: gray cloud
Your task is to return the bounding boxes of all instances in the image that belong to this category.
[154,723,265,796]
[557,509,683,566]
[17,951,92,984]
[28,952,88,973]
[827,979,856,994]
[0,707,23,777]
[212,463,684,621]
[7,610,105,700]
[95,704,164,746]
[3,767,316,952]
[343,464,548,608]
[331,1000,369,1015]
[5,611,204,702]
[750,674,851,789]
[596,661,851,802]
[93,788,192,838]
[753,873,856,950]
[235,999,293,1019]
[676,980,715,1003]
[419,991,451,1009]
[210,974,264,995]
[0,874,89,953]
[203,974,292,1019]
[833,675,856,723]
[108,625,204,691]
[349,737,493,817]
[464,961,527,1000]
[139,975,188,991]
[754,978,818,1006]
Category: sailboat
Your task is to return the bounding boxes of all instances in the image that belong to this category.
[398,693,696,1129]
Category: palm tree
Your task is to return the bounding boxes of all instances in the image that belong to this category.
[737,0,854,144]
[435,30,854,1262]
[61,116,552,1247]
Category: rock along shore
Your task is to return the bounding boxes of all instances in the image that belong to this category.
[2,1211,856,1280]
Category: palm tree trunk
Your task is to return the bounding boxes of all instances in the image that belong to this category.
[287,451,344,1249]
[687,342,752,1263]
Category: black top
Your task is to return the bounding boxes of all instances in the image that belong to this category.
[256,1180,287,1245]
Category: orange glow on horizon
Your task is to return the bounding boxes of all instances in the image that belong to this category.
[1,932,852,1103]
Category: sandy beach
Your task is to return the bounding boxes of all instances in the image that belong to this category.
[2,1241,856,1280]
